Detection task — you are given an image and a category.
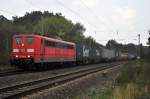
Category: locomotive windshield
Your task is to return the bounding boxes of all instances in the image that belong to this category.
[16,37,22,44]
[26,37,34,44]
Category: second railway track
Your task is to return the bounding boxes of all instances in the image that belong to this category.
[0,62,125,99]
[0,70,24,77]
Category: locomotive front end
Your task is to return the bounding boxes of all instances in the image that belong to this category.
[12,35,35,67]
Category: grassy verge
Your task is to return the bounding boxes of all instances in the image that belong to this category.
[75,60,150,99]
[112,59,150,99]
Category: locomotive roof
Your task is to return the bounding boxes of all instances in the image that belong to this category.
[14,34,75,45]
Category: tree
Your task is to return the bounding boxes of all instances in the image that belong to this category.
[33,16,74,37]
[65,22,86,42]
[12,11,55,33]
[106,40,139,56]
[33,17,86,42]
[0,15,14,64]
[106,40,119,49]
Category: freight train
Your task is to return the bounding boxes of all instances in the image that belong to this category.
[11,34,132,69]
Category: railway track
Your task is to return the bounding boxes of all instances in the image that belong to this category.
[0,70,24,77]
[0,62,124,99]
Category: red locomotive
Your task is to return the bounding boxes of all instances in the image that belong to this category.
[12,34,76,69]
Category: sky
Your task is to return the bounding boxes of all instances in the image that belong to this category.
[0,0,150,46]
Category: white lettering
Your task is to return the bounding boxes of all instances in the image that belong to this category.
[83,45,89,57]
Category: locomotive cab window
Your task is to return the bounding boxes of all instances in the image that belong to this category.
[16,37,22,44]
[45,40,56,47]
[26,37,34,44]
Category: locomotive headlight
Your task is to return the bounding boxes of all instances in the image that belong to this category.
[27,49,34,52]
[22,43,24,46]
[27,55,30,58]
[13,49,19,52]
[15,55,18,58]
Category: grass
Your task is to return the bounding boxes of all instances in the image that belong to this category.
[74,59,150,99]
[113,59,150,99]
[75,88,112,99]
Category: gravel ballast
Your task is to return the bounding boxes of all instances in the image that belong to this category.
[21,65,122,99]
[0,65,17,71]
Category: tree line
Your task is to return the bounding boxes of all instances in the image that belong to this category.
[106,39,150,59]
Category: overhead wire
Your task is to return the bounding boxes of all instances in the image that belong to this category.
[79,0,115,32]
[55,0,101,30]
[98,39,130,41]
[24,0,41,10]
[0,9,17,16]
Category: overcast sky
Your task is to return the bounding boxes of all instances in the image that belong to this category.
[0,0,150,46]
